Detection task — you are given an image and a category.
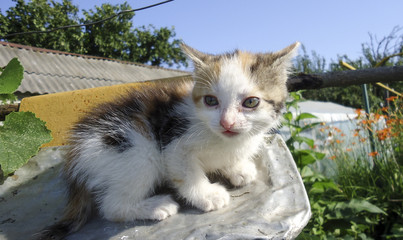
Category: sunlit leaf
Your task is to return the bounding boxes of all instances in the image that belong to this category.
[0,112,52,179]
[0,58,24,94]
[296,112,318,121]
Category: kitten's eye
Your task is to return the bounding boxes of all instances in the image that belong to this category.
[243,97,260,108]
[204,95,219,106]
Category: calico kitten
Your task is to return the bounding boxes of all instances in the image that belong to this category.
[33,42,299,240]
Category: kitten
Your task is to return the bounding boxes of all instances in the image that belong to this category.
[33,42,299,240]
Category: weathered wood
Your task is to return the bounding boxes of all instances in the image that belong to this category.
[287,66,403,92]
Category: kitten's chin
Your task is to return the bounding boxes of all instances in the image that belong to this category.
[221,130,240,138]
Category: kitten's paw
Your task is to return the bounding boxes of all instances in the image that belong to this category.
[192,183,230,212]
[148,201,179,220]
[227,161,257,187]
[139,195,180,221]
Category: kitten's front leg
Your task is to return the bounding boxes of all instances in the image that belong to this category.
[168,158,230,212]
[222,159,257,187]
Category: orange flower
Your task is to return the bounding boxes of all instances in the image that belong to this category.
[374,113,383,121]
[341,133,346,137]
[386,119,395,125]
[377,127,392,141]
[336,139,343,144]
[368,151,378,157]
[330,155,336,160]
[346,148,352,152]
[386,96,398,102]
[355,109,363,117]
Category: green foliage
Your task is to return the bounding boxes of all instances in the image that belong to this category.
[0,0,187,68]
[294,44,327,74]
[333,155,403,239]
[131,26,185,67]
[0,57,52,182]
[283,91,325,169]
[0,112,52,179]
[324,97,403,239]
[285,93,403,239]
[80,2,134,59]
[0,0,82,53]
[294,26,403,110]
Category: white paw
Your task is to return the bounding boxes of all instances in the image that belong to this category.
[148,201,179,220]
[192,183,230,212]
[138,195,180,221]
[227,161,257,187]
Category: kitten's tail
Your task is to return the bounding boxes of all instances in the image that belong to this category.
[31,181,93,240]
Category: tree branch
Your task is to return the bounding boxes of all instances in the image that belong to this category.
[287,66,403,92]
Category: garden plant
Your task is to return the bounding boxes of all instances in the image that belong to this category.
[286,92,403,239]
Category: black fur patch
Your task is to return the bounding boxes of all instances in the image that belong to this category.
[102,130,133,153]
[71,81,191,153]
[160,115,190,149]
[147,94,190,150]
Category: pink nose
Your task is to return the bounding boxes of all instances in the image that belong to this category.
[220,119,235,130]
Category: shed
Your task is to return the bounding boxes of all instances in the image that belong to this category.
[0,41,191,98]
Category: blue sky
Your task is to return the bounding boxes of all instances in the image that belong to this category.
[1,0,402,65]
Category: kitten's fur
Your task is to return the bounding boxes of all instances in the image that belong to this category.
[33,42,299,240]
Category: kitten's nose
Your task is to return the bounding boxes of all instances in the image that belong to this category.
[220,118,235,130]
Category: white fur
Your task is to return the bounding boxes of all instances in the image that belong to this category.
[69,52,285,222]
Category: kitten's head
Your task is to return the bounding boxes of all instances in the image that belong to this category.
[182,42,299,140]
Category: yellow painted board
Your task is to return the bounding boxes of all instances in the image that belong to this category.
[19,76,191,147]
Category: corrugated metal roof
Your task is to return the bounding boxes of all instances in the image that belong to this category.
[0,41,191,95]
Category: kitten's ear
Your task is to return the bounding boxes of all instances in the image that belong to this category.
[180,43,212,67]
[252,42,300,85]
[272,42,300,67]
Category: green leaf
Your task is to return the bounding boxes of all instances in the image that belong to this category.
[311,180,341,194]
[0,58,24,94]
[294,149,326,167]
[290,91,303,101]
[293,136,315,148]
[0,112,52,179]
[296,112,318,121]
[328,199,386,220]
[283,112,293,122]
[347,199,386,215]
